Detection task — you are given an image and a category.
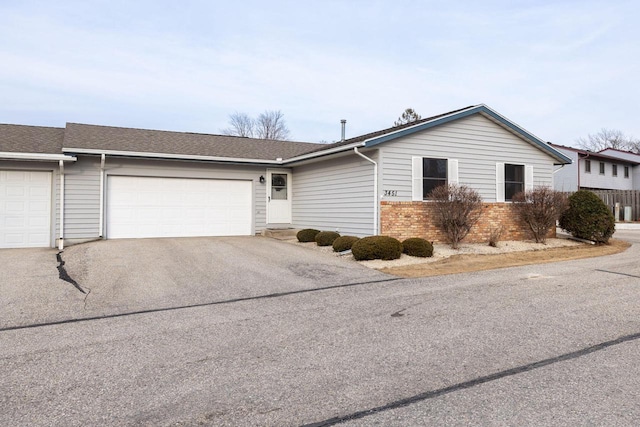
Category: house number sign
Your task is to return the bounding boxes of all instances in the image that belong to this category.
[383,190,398,197]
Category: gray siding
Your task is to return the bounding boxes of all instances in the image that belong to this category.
[64,156,101,239]
[380,114,556,202]
[580,158,634,190]
[64,155,269,241]
[553,149,579,192]
[292,151,377,237]
[0,160,60,247]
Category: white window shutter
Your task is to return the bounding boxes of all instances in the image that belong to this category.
[496,162,505,202]
[447,159,459,185]
[525,165,534,191]
[412,156,423,201]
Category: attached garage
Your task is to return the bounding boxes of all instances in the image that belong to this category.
[106,175,252,239]
[0,170,52,248]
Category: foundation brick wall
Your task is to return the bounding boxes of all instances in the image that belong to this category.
[380,201,555,243]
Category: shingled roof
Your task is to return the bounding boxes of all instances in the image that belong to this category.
[0,124,65,154]
[549,143,640,165]
[2,105,570,164]
[62,123,322,161]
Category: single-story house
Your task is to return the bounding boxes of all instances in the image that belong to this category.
[551,143,639,192]
[0,104,571,249]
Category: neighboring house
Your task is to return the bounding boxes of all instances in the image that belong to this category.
[599,148,640,188]
[551,144,638,192]
[0,104,571,249]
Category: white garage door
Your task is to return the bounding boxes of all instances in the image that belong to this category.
[106,176,252,239]
[0,170,52,248]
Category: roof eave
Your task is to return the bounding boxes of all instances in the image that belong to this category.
[0,152,77,162]
[282,141,366,165]
[62,148,283,165]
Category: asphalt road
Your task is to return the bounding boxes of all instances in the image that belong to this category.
[2,233,640,426]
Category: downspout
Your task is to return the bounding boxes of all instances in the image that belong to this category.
[354,147,378,235]
[58,160,65,250]
[99,154,105,237]
[578,152,590,190]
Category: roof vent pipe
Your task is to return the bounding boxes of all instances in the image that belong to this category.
[340,119,346,142]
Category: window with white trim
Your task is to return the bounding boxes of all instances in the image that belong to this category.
[612,164,618,177]
[625,166,630,178]
[496,162,532,202]
[505,164,524,201]
[412,157,459,201]
[599,162,605,175]
[422,158,447,198]
[585,160,591,173]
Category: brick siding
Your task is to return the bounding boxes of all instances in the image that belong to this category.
[380,201,555,243]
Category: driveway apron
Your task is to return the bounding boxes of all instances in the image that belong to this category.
[0,236,392,329]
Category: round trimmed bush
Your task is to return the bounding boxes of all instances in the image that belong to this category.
[402,238,434,257]
[559,190,615,244]
[297,229,321,242]
[315,231,340,246]
[351,236,403,261]
[332,236,360,252]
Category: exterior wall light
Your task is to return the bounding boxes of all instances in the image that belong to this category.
[259,175,265,183]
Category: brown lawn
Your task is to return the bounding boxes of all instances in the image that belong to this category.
[378,239,631,278]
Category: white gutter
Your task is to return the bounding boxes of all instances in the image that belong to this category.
[0,152,76,162]
[284,142,365,164]
[553,164,566,174]
[99,154,105,237]
[354,147,379,235]
[58,160,65,250]
[63,148,282,164]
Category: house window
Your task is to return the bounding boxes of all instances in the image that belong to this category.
[271,173,288,200]
[625,166,630,178]
[505,164,524,201]
[612,164,618,177]
[422,158,447,198]
[599,162,605,175]
[585,160,591,173]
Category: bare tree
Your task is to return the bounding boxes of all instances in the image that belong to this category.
[394,108,422,126]
[221,110,291,140]
[512,187,568,244]
[576,128,639,153]
[429,184,483,249]
[255,110,290,140]
[221,112,255,137]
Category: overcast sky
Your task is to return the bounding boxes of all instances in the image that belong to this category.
[1,1,639,146]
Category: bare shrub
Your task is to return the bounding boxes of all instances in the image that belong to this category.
[488,225,503,247]
[512,187,568,244]
[429,184,483,249]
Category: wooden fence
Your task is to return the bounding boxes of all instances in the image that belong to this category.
[588,190,640,222]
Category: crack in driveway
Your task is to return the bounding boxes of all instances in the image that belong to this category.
[56,251,86,294]
[595,269,640,279]
[0,277,400,332]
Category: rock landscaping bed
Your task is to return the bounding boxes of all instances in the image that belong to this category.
[286,236,630,278]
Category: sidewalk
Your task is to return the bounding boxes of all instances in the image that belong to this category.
[614,222,640,230]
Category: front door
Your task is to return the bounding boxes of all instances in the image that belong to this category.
[266,170,292,224]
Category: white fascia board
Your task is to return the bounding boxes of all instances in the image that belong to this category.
[0,152,77,162]
[63,148,282,164]
[283,141,365,164]
[361,105,480,145]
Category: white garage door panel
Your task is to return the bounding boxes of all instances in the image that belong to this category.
[107,176,252,239]
[0,171,52,248]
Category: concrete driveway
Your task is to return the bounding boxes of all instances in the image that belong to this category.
[0,236,391,329]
